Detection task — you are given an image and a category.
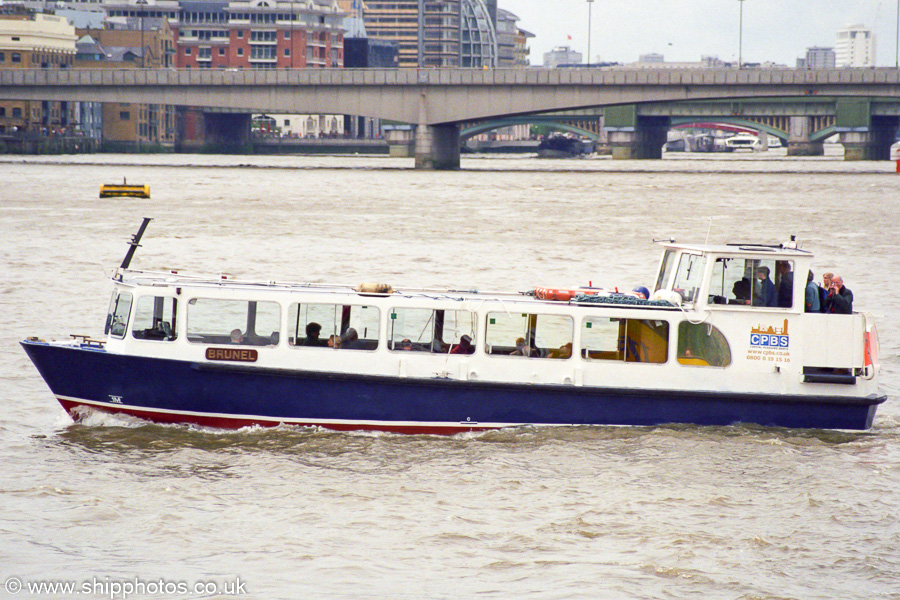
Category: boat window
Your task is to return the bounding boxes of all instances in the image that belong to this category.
[672,253,706,303]
[582,317,669,363]
[677,322,731,367]
[187,298,281,346]
[708,257,794,309]
[287,303,380,351]
[131,296,177,341]
[654,249,676,294]
[485,312,573,359]
[105,291,133,339]
[388,308,476,354]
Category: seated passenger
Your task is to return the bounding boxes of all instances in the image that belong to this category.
[300,322,327,346]
[548,342,573,359]
[327,335,341,348]
[730,277,751,305]
[397,338,413,351]
[450,335,474,355]
[510,337,529,356]
[230,328,243,344]
[341,328,363,349]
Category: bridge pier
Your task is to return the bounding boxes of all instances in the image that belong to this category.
[838,116,899,161]
[204,113,251,151]
[414,123,461,170]
[786,116,824,156]
[604,106,668,159]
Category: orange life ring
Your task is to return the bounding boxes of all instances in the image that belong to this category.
[534,287,601,301]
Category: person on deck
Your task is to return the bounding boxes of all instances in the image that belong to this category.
[824,275,853,314]
[753,267,777,307]
[804,271,820,313]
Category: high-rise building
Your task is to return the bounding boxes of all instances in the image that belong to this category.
[362,0,496,68]
[542,45,581,68]
[836,25,875,67]
[801,46,835,69]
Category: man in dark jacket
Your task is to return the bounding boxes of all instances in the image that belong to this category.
[824,275,853,314]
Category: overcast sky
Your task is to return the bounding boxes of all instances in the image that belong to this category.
[500,0,900,66]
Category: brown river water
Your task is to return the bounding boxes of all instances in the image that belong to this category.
[1,147,898,599]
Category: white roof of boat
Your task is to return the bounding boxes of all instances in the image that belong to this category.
[657,241,812,257]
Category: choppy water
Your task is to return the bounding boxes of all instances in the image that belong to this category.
[1,148,898,600]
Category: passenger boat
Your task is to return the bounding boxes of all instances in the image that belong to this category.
[537,135,595,158]
[724,132,761,152]
[20,220,886,433]
[99,178,150,199]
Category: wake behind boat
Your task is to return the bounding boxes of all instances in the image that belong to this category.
[21,220,886,433]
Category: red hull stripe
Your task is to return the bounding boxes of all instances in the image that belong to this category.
[56,397,510,435]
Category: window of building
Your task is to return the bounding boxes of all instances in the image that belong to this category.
[120,111,130,120]
[677,322,731,367]
[131,296,178,341]
[285,49,290,57]
[12,107,22,118]
[237,48,244,56]
[388,308,476,353]
[485,312,573,358]
[0,52,5,63]
[185,47,192,55]
[237,30,244,38]
[288,302,379,350]
[11,53,21,63]
[187,298,281,346]
[219,47,226,56]
[582,317,669,363]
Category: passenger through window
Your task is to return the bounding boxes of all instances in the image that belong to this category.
[389,308,476,354]
[485,312,573,359]
[677,322,731,367]
[582,317,669,363]
[709,257,794,309]
[288,303,380,351]
[187,298,281,346]
[131,296,177,341]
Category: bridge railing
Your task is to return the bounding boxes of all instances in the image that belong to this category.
[2,67,900,88]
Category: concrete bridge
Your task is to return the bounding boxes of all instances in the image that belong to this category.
[2,67,899,167]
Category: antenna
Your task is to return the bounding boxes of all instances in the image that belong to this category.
[704,218,713,244]
[120,217,153,269]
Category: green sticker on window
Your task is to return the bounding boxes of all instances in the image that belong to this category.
[489,318,495,325]
[586,322,592,329]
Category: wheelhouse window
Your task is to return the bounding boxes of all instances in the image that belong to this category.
[582,317,669,363]
[672,253,707,304]
[485,312,573,359]
[708,257,794,309]
[677,322,731,367]
[388,307,476,353]
[105,291,133,338]
[187,298,280,346]
[131,296,177,341]
[654,248,676,294]
[288,302,379,351]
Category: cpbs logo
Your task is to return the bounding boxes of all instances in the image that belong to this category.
[750,333,789,348]
[750,320,790,348]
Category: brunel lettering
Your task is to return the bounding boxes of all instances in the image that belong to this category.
[205,347,258,362]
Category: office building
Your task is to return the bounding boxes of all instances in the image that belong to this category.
[836,25,874,67]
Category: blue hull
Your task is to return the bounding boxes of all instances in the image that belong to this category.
[21,341,884,432]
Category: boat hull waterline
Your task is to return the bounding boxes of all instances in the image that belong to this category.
[22,340,882,433]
